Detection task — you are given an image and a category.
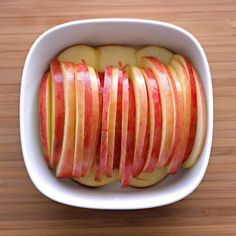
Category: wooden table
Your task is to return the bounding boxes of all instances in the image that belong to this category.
[0,0,236,235]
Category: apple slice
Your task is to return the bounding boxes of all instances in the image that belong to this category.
[136,46,173,66]
[39,72,51,167]
[72,63,86,177]
[56,62,75,178]
[50,59,64,167]
[97,66,112,179]
[142,57,175,167]
[97,46,137,72]
[183,69,206,168]
[81,66,101,177]
[57,45,98,70]
[119,73,136,188]
[172,55,197,161]
[166,65,187,174]
[142,68,162,173]
[130,167,167,188]
[74,166,119,187]
[129,67,149,177]
[107,67,123,177]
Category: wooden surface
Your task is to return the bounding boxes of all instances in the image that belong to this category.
[0,0,236,235]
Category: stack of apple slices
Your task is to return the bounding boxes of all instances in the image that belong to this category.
[39,45,206,188]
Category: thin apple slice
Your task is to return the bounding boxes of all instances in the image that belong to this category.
[97,46,137,72]
[39,72,51,167]
[50,59,64,167]
[166,65,187,174]
[56,62,75,178]
[183,69,206,168]
[72,63,86,177]
[97,66,112,179]
[142,57,175,167]
[173,55,197,161]
[119,73,136,188]
[74,166,119,187]
[129,67,149,177]
[142,68,162,173]
[130,167,167,188]
[107,67,123,177]
[81,66,101,177]
[136,46,173,66]
[57,45,98,70]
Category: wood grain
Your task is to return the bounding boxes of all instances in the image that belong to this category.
[0,0,236,235]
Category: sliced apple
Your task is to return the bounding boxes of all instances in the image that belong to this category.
[136,46,173,66]
[130,167,167,188]
[72,63,86,177]
[97,46,137,72]
[97,66,112,179]
[50,59,64,167]
[129,67,148,177]
[57,45,98,69]
[119,73,136,188]
[56,62,75,178]
[106,67,123,177]
[172,55,197,161]
[113,67,123,170]
[74,166,119,187]
[39,72,51,167]
[142,57,175,167]
[142,68,162,173]
[183,69,206,168]
[166,65,187,174]
[81,66,101,177]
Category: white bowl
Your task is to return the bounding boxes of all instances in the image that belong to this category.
[20,18,213,210]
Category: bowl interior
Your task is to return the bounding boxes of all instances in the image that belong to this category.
[20,19,213,209]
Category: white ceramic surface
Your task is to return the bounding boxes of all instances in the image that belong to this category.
[20,18,213,210]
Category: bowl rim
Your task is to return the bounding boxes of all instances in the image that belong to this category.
[20,18,213,210]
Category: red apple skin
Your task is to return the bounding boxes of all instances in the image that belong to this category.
[39,72,51,167]
[56,62,76,178]
[142,57,175,167]
[183,68,207,168]
[173,55,197,161]
[162,64,179,164]
[73,63,87,178]
[50,59,64,167]
[97,66,112,179]
[142,68,162,173]
[119,72,136,188]
[82,66,101,176]
[165,65,186,174]
[113,67,123,169]
[130,67,148,177]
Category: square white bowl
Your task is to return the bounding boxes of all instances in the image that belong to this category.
[20,18,213,210]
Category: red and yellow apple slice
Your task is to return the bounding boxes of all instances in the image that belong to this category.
[81,66,101,177]
[73,63,86,177]
[172,55,197,161]
[97,66,112,179]
[136,46,173,66]
[142,68,162,173]
[50,59,64,167]
[183,69,206,168]
[142,57,175,167]
[39,72,51,167]
[166,65,187,174]
[130,167,167,188]
[57,45,98,70]
[56,62,76,178]
[106,67,123,177]
[129,67,149,177]
[119,73,136,187]
[97,46,137,72]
